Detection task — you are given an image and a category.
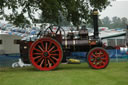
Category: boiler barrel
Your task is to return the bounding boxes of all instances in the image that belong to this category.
[62,39,89,46]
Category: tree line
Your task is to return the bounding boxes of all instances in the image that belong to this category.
[99,16,128,29]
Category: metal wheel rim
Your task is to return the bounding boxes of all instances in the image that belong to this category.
[29,37,63,71]
[88,48,109,69]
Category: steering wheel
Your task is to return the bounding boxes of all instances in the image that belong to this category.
[37,25,65,38]
[44,25,65,36]
[37,25,54,38]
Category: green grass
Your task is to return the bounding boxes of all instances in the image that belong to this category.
[0,62,128,85]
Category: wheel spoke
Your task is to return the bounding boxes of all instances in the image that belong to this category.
[38,45,44,52]
[34,56,41,60]
[40,41,45,50]
[92,59,97,63]
[51,56,58,61]
[48,42,52,50]
[90,58,95,62]
[34,48,42,52]
[44,58,47,67]
[101,58,107,61]
[95,51,99,56]
[50,49,58,53]
[36,57,43,64]
[90,57,95,60]
[95,61,99,65]
[48,60,51,67]
[100,51,105,57]
[50,54,59,56]
[102,62,106,65]
[33,53,42,55]
[99,50,102,56]
[48,46,55,52]
[99,50,105,57]
[40,59,44,67]
[92,53,97,58]
[99,61,105,66]
[49,58,55,65]
[100,62,104,65]
[100,54,105,57]
[45,42,48,51]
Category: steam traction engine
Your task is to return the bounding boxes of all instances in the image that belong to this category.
[19,9,109,71]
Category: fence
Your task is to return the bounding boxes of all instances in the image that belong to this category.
[0,49,128,67]
[70,49,128,62]
[0,54,20,67]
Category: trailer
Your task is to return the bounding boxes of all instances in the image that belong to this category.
[19,9,109,71]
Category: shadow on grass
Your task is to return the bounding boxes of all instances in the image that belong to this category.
[0,66,38,72]
[57,65,91,71]
[0,63,93,72]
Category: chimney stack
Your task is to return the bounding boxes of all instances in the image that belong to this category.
[93,9,99,39]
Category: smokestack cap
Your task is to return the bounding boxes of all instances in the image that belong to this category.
[93,9,98,15]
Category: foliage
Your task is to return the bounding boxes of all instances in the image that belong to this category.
[100,16,128,29]
[101,16,111,28]
[0,0,112,26]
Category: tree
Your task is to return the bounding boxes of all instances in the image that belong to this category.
[0,0,112,26]
[111,16,122,29]
[101,16,111,28]
[98,19,103,27]
[100,16,128,29]
[121,17,128,29]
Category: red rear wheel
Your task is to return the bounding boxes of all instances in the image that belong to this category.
[29,37,63,71]
[87,47,109,69]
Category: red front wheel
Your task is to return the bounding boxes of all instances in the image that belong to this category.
[29,37,63,71]
[87,47,109,69]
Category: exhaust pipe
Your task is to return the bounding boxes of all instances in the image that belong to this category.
[93,9,99,39]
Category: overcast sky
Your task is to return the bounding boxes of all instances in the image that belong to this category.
[100,0,128,19]
[2,0,128,23]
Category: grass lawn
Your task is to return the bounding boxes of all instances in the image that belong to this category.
[0,62,128,85]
